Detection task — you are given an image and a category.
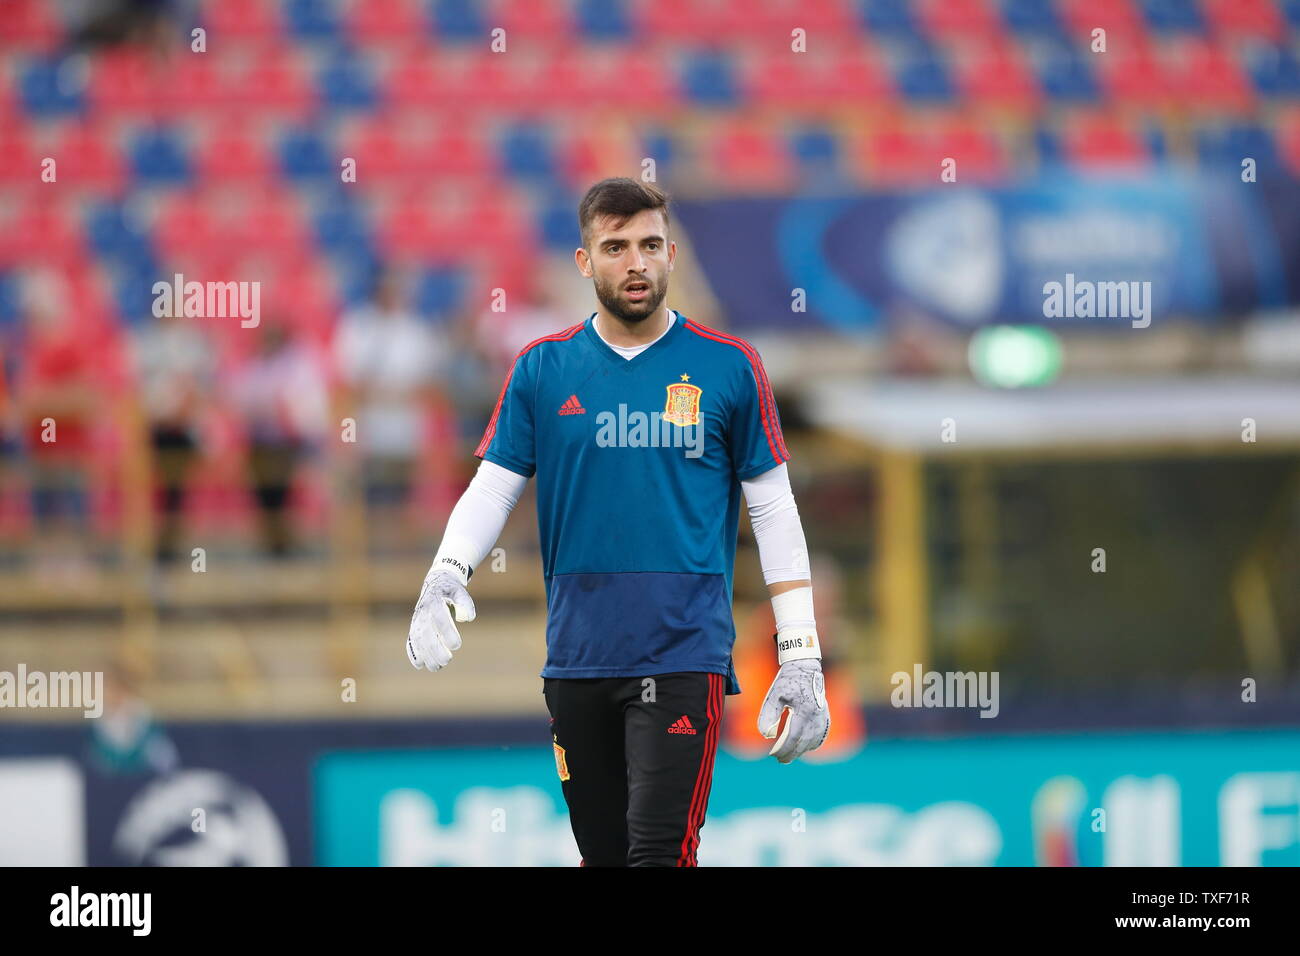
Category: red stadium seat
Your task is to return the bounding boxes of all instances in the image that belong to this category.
[338,116,421,182]
[1166,39,1252,109]
[1201,0,1285,42]
[230,45,315,117]
[378,193,462,260]
[88,49,160,116]
[821,43,895,107]
[710,119,796,191]
[933,119,1005,181]
[714,0,857,38]
[3,0,64,51]
[917,0,1004,41]
[634,0,732,39]
[0,120,40,188]
[1060,113,1150,168]
[386,46,460,108]
[201,0,284,43]
[1276,110,1300,175]
[348,0,426,42]
[55,122,127,192]
[155,191,224,259]
[955,42,1041,108]
[197,127,275,182]
[415,121,495,178]
[856,123,934,185]
[0,197,85,265]
[496,0,575,42]
[1058,0,1147,52]
[1099,40,1174,109]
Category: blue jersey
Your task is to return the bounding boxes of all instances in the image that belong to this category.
[474,310,790,695]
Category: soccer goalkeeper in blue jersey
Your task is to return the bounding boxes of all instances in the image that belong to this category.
[407,177,829,866]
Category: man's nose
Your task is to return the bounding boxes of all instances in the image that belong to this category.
[627,249,648,272]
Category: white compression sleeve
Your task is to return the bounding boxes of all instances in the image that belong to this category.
[741,463,811,586]
[431,459,528,582]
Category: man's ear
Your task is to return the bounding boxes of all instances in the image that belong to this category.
[575,247,592,277]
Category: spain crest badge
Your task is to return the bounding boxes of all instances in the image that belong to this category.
[553,736,570,781]
[663,380,702,426]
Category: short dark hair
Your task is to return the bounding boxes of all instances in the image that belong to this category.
[578,177,670,249]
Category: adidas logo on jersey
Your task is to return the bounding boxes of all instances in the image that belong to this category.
[667,715,697,735]
[558,395,586,415]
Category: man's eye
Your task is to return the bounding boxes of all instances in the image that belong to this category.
[646,243,659,250]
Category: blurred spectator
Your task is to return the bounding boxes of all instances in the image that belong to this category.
[130,308,214,564]
[14,273,102,579]
[87,664,179,776]
[227,321,328,559]
[66,0,178,54]
[333,268,446,551]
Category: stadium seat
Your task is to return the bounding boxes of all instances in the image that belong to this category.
[1098,41,1174,109]
[933,119,1006,181]
[1196,123,1281,171]
[431,0,486,42]
[892,44,955,102]
[201,0,284,42]
[318,51,380,111]
[55,122,127,192]
[1205,0,1286,37]
[1059,114,1151,169]
[85,202,156,263]
[312,196,373,256]
[997,0,1067,38]
[496,0,575,41]
[0,121,39,188]
[1136,0,1205,33]
[682,52,741,107]
[1031,43,1099,101]
[499,124,556,182]
[348,0,427,41]
[231,45,316,116]
[1244,45,1300,98]
[789,125,842,180]
[917,0,1005,40]
[20,58,86,116]
[130,127,192,184]
[412,266,467,320]
[4,0,64,50]
[709,119,796,191]
[856,122,934,184]
[574,0,631,39]
[279,126,337,180]
[956,42,1041,108]
[285,0,341,41]
[1167,39,1252,109]
[857,0,921,38]
[197,127,276,182]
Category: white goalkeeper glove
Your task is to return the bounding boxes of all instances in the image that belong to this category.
[406,554,476,672]
[758,638,830,764]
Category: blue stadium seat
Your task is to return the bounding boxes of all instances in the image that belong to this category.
[857,0,920,38]
[0,272,21,330]
[286,0,341,41]
[413,266,466,320]
[499,124,555,181]
[319,53,378,110]
[682,52,739,106]
[130,128,191,184]
[790,126,840,175]
[1196,124,1280,170]
[19,57,84,116]
[1281,0,1300,30]
[574,0,630,40]
[112,258,163,326]
[86,203,154,262]
[431,0,485,41]
[1136,0,1204,32]
[1035,46,1099,101]
[280,127,336,180]
[1245,47,1300,98]
[998,0,1066,38]
[893,45,954,102]
[313,198,371,255]
[538,197,580,251]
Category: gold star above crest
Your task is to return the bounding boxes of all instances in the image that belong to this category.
[680,373,690,382]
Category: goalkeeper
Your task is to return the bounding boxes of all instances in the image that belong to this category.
[407,178,829,867]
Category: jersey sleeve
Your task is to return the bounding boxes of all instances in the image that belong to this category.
[474,349,536,478]
[728,348,790,481]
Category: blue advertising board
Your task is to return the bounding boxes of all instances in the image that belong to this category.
[315,729,1300,866]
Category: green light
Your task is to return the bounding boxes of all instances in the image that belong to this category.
[968,326,1062,388]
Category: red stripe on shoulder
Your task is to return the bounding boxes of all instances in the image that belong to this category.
[474,321,585,458]
[683,319,789,465]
